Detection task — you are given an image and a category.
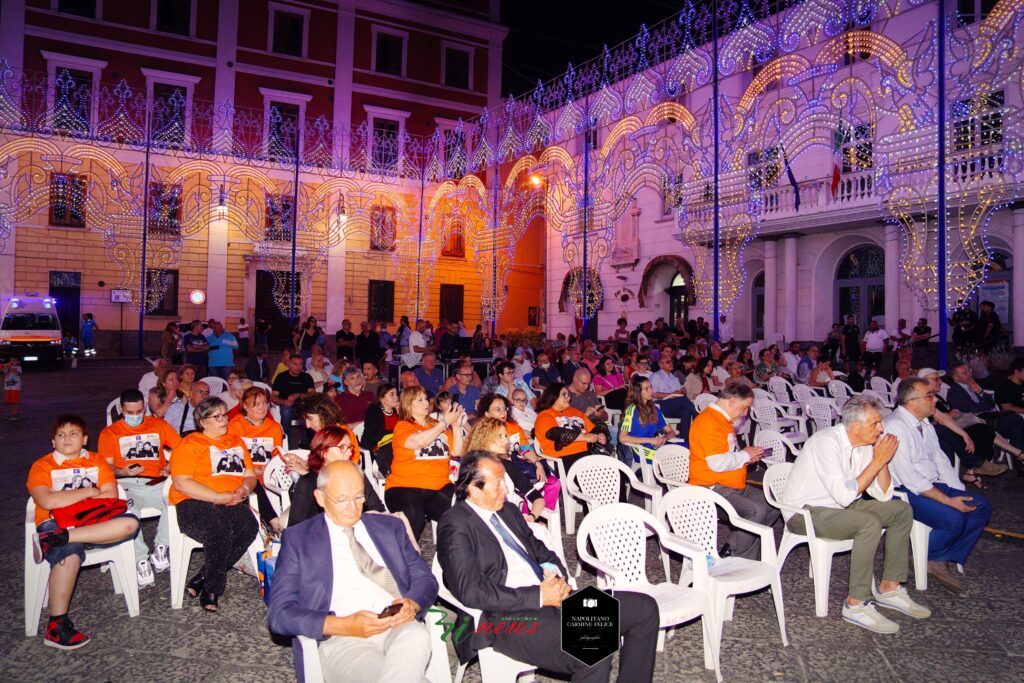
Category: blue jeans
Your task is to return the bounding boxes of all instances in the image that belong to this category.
[209,366,232,380]
[898,483,991,564]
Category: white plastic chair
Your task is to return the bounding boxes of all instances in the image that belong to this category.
[164,478,264,609]
[767,376,798,408]
[754,429,802,465]
[869,377,896,406]
[827,379,856,410]
[432,556,535,683]
[804,396,840,434]
[892,489,962,590]
[138,372,159,397]
[652,444,690,490]
[791,383,819,408]
[750,399,807,444]
[575,503,721,681]
[859,389,892,414]
[533,438,574,532]
[694,393,717,413]
[106,397,122,426]
[762,463,857,617]
[937,382,949,401]
[199,376,229,397]
[565,454,661,520]
[656,487,788,659]
[262,456,293,515]
[25,492,140,636]
[753,387,774,403]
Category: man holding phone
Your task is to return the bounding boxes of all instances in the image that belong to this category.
[688,382,780,559]
[97,388,181,588]
[268,461,438,682]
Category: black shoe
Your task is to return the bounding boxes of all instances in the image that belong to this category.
[32,528,69,564]
[200,591,219,612]
[44,615,90,650]
[185,570,206,599]
[718,543,734,558]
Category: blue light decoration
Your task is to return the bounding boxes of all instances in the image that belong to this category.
[0,0,1020,359]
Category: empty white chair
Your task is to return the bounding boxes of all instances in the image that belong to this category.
[164,479,264,609]
[754,429,802,466]
[804,396,840,434]
[767,376,798,408]
[199,376,228,397]
[575,503,721,680]
[533,438,575,532]
[565,454,661,519]
[694,393,717,413]
[652,443,691,490]
[827,379,856,410]
[859,389,892,414]
[753,387,774,402]
[105,397,122,426]
[869,376,896,405]
[25,492,140,637]
[656,487,788,660]
[432,556,535,683]
[791,383,820,409]
[750,399,808,444]
[139,372,159,397]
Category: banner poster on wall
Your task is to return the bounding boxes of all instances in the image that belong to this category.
[978,280,1010,325]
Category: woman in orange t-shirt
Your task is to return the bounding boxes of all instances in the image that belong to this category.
[170,397,258,612]
[385,385,466,540]
[226,386,285,529]
[534,382,604,475]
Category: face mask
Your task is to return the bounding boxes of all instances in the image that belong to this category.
[541,363,551,370]
[125,414,144,427]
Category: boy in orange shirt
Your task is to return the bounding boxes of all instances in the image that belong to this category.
[27,414,139,649]
[688,382,777,560]
[97,389,181,587]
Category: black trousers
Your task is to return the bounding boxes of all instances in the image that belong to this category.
[935,423,994,469]
[384,484,455,541]
[489,591,659,683]
[176,499,258,595]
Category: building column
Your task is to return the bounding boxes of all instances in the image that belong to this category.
[206,211,228,323]
[213,0,239,140]
[1013,209,1024,348]
[763,239,777,341]
[782,235,798,342]
[0,0,26,75]
[884,224,900,330]
[326,208,347,332]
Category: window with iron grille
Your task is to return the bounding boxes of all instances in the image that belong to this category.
[272,10,305,57]
[368,280,395,323]
[268,102,300,158]
[370,206,397,251]
[442,225,465,258]
[146,269,179,316]
[372,118,400,169]
[375,32,404,75]
[265,195,294,241]
[53,68,92,134]
[841,124,873,173]
[148,183,182,235]
[444,47,470,89]
[152,83,187,144]
[49,173,87,228]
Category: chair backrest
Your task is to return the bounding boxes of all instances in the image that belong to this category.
[200,376,228,397]
[754,429,798,465]
[859,388,889,408]
[652,444,690,487]
[828,379,854,409]
[761,462,794,509]
[791,383,818,406]
[937,382,949,400]
[575,503,655,585]
[804,396,838,432]
[753,387,773,402]
[767,376,793,404]
[106,397,122,426]
[351,421,365,442]
[750,400,783,431]
[656,486,725,556]
[566,456,635,510]
[694,393,717,413]
[138,373,158,396]
[869,376,893,399]
[262,456,293,494]
[253,381,273,394]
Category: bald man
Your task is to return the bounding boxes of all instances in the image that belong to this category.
[268,461,438,682]
[399,371,420,392]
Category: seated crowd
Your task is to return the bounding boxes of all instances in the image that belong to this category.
[25,310,1019,682]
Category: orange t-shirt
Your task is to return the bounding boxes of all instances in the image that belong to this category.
[226,414,284,466]
[688,406,746,489]
[505,421,529,454]
[26,451,116,525]
[386,420,453,492]
[534,407,595,458]
[169,433,254,505]
[98,416,181,477]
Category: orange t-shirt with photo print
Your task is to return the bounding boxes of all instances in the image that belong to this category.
[169,433,254,505]
[98,416,181,477]
[26,451,116,525]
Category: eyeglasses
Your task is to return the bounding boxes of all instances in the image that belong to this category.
[322,493,366,507]
[208,413,229,421]
[457,372,473,378]
[194,389,210,395]
[511,398,527,404]
[908,393,937,402]
[329,442,354,454]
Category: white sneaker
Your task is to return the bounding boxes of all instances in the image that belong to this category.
[150,544,169,572]
[137,559,155,588]
[842,601,899,634]
[873,585,931,619]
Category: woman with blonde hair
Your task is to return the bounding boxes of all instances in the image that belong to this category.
[466,416,548,523]
[385,385,466,539]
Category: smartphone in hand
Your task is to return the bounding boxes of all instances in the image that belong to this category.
[377,603,402,618]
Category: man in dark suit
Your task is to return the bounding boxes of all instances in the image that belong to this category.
[437,452,659,683]
[557,346,584,385]
[244,344,271,384]
[268,461,438,681]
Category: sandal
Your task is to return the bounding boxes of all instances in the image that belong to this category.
[185,570,206,599]
[200,591,219,612]
[962,471,986,490]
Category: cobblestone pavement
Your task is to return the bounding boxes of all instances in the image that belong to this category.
[1,359,1023,682]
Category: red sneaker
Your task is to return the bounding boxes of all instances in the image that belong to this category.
[44,616,90,650]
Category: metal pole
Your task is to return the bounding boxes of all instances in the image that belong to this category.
[937,0,948,369]
[491,145,499,338]
[137,105,152,359]
[417,170,425,321]
[582,96,590,340]
[289,118,300,330]
[712,0,721,341]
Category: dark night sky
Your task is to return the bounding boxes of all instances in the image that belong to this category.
[498,0,684,98]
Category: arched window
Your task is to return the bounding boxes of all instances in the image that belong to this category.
[442,225,465,258]
[667,273,688,328]
[835,245,885,329]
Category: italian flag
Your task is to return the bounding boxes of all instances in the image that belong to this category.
[831,123,850,196]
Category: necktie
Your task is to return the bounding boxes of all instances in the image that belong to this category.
[490,514,544,581]
[917,422,924,435]
[342,526,400,598]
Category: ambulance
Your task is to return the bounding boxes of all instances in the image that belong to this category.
[0,296,65,369]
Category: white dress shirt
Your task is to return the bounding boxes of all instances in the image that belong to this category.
[719,320,734,341]
[325,517,397,617]
[650,369,683,395]
[402,331,426,368]
[467,500,541,591]
[782,352,801,378]
[863,329,889,353]
[782,424,893,515]
[883,407,963,494]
